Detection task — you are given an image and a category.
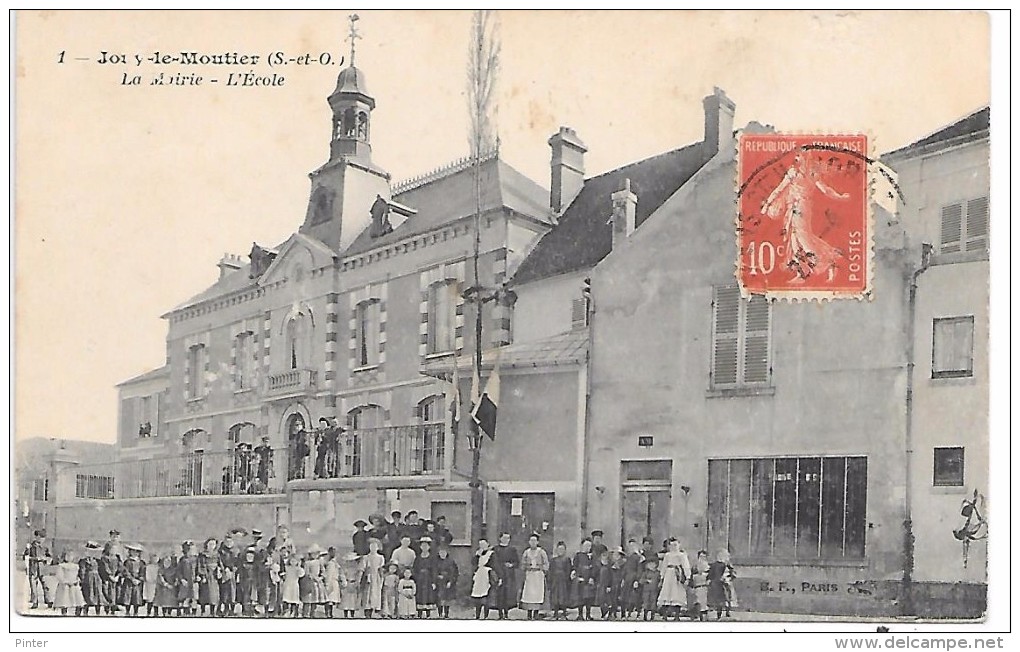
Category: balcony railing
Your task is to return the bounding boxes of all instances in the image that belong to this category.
[289,424,446,481]
[54,448,287,502]
[266,368,318,396]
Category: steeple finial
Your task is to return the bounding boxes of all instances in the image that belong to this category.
[346,14,362,67]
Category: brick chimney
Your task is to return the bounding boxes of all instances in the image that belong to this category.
[548,126,587,213]
[217,253,244,280]
[703,87,736,155]
[611,178,638,250]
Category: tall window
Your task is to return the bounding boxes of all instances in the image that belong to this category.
[712,286,771,388]
[932,316,974,379]
[940,197,989,254]
[427,280,458,355]
[286,315,307,370]
[354,300,381,368]
[708,456,868,560]
[417,395,446,473]
[346,404,384,478]
[187,344,206,399]
[235,332,256,390]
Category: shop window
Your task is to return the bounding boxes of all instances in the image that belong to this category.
[708,456,867,560]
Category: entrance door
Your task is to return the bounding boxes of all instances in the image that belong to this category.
[498,492,555,553]
[621,488,671,548]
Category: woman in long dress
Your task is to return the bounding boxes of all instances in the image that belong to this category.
[359,538,385,618]
[519,534,549,620]
[280,552,304,617]
[656,538,691,621]
[53,551,85,616]
[322,547,342,618]
[196,538,220,616]
[299,546,327,618]
[412,539,437,618]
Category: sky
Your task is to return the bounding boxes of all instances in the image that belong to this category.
[14,10,991,443]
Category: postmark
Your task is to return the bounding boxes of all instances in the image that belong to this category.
[737,133,871,300]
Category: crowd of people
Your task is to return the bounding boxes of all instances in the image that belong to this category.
[22,518,737,622]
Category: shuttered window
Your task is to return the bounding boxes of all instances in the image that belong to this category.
[940,197,989,254]
[712,286,772,388]
[932,316,974,378]
[571,297,589,329]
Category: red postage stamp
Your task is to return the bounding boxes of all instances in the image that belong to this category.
[737,133,870,299]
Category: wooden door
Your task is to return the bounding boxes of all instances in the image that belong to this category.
[499,492,556,553]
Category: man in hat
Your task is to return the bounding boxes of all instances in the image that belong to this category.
[591,530,608,560]
[352,520,370,557]
[434,515,455,548]
[23,528,49,609]
[254,436,274,489]
[403,510,425,553]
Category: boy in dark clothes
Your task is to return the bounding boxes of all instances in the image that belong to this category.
[595,549,616,620]
[639,558,661,621]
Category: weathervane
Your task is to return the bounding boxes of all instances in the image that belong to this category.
[346,13,362,66]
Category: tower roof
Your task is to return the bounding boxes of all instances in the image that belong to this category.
[333,65,369,96]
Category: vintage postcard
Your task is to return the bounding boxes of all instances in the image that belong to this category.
[11,8,999,639]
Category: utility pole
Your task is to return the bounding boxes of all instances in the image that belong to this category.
[465,10,501,547]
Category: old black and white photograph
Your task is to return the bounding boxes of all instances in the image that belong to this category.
[9,7,1007,643]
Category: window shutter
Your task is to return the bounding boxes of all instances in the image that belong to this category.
[571,298,588,329]
[120,397,138,442]
[743,296,771,384]
[940,203,963,253]
[713,286,740,386]
[965,196,989,252]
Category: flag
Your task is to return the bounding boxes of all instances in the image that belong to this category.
[449,363,462,435]
[471,357,501,440]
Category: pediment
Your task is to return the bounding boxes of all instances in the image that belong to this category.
[258,232,336,286]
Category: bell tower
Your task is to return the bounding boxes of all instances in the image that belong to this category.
[301,14,392,253]
[328,14,375,163]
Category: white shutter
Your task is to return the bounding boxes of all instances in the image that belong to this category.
[940,203,963,254]
[571,298,588,329]
[743,296,771,384]
[713,286,740,386]
[965,197,989,252]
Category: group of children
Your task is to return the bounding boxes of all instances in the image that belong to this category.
[26,514,462,619]
[467,531,737,622]
[26,522,736,621]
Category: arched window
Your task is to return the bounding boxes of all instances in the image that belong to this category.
[427,280,458,355]
[417,395,445,424]
[343,107,357,138]
[357,112,369,140]
[286,314,307,370]
[347,404,384,430]
[416,395,446,473]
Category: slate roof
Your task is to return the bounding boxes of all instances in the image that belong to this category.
[511,141,713,285]
[420,327,589,378]
[883,107,989,160]
[343,153,552,257]
[116,365,170,387]
[165,153,551,316]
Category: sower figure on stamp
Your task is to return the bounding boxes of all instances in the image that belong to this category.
[490,532,520,620]
[760,151,850,283]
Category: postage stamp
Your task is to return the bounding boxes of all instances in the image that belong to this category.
[737,133,871,300]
